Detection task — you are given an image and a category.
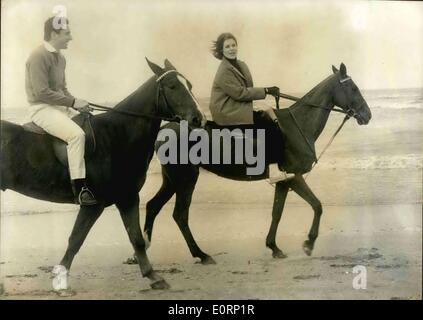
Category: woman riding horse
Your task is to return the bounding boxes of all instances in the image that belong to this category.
[209,32,295,183]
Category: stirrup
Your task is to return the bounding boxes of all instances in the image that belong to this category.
[78,187,97,206]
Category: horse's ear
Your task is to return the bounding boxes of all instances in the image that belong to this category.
[340,63,347,77]
[146,57,165,76]
[332,65,338,74]
[164,59,176,71]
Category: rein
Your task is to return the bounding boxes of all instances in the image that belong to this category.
[87,70,182,123]
[269,112,350,188]
[87,102,178,122]
[271,76,354,185]
[288,108,319,163]
[83,70,184,156]
[278,92,354,116]
[304,114,350,180]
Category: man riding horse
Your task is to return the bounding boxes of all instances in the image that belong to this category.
[25,17,96,205]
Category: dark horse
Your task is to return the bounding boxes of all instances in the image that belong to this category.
[0,59,205,290]
[141,63,372,265]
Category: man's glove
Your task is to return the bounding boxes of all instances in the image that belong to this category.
[265,86,280,98]
[72,99,92,113]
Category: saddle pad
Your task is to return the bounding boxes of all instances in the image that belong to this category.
[22,122,47,134]
[22,114,96,167]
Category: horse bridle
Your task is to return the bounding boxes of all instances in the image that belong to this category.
[301,75,361,181]
[88,69,185,122]
[284,73,358,165]
[337,76,358,119]
[154,70,183,122]
[276,74,357,119]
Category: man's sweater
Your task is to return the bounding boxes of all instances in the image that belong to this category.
[25,43,75,107]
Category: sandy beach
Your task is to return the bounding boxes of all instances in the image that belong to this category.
[1,163,422,300]
[0,190,421,300]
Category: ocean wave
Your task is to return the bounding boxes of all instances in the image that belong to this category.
[144,154,423,172]
[317,154,422,169]
[370,106,422,111]
[375,95,421,100]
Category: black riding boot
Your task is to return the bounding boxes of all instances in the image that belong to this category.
[71,179,97,206]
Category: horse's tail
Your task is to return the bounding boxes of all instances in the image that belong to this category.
[0,120,24,190]
[1,120,24,139]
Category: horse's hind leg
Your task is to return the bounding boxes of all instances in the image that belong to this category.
[53,204,105,291]
[265,181,289,258]
[173,178,215,265]
[289,175,323,256]
[116,195,170,290]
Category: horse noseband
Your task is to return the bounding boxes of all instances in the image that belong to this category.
[338,76,357,119]
[346,107,356,118]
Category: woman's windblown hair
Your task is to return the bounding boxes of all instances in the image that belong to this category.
[211,32,237,60]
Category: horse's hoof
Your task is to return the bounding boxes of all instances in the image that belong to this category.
[302,241,313,256]
[201,256,216,265]
[52,265,68,291]
[150,279,170,290]
[272,250,288,259]
[123,256,138,265]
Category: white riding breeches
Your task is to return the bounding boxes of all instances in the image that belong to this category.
[29,104,86,180]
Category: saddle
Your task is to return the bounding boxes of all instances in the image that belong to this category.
[206,107,316,174]
[205,120,265,148]
[22,113,96,168]
[201,121,267,180]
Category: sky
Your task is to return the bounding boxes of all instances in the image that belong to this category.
[1,0,422,109]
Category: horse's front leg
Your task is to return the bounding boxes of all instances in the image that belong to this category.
[116,195,170,290]
[124,180,176,265]
[290,175,323,256]
[266,181,289,258]
[53,204,105,291]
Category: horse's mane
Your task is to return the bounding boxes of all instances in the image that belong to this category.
[289,73,335,111]
[114,75,157,110]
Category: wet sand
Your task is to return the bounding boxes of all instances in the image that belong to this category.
[0,169,421,300]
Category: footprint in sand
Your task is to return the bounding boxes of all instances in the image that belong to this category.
[55,289,77,297]
[231,271,248,275]
[156,268,183,274]
[293,274,321,280]
[5,274,38,278]
[38,265,54,273]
